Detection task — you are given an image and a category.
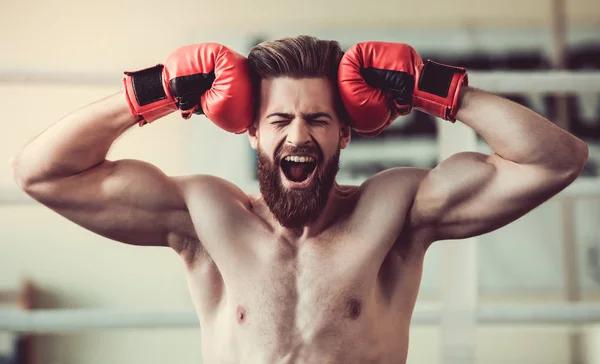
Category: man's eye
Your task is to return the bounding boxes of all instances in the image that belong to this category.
[272,120,289,126]
[311,120,328,125]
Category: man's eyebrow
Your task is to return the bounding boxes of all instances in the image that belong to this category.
[265,112,333,120]
[266,112,295,119]
[303,112,332,120]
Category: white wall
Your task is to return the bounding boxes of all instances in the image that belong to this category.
[1,0,600,363]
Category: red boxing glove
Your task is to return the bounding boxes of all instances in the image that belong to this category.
[123,43,253,134]
[338,42,468,136]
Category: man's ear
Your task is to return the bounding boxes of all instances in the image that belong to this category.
[339,125,351,150]
[247,123,259,150]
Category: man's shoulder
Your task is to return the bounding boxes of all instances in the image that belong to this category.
[172,174,252,209]
[344,167,431,222]
[359,167,430,198]
[334,167,433,251]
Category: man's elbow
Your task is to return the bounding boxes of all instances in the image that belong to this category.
[573,139,589,173]
[9,154,37,192]
[9,155,25,188]
[561,139,589,183]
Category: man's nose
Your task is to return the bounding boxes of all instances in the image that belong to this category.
[286,120,312,147]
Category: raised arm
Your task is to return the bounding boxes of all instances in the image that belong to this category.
[337,41,588,246]
[10,42,254,251]
[412,86,589,241]
[10,92,196,248]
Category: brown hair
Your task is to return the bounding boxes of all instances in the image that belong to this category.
[247,35,347,123]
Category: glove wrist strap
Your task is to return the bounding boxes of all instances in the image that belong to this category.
[412,60,468,122]
[123,64,177,126]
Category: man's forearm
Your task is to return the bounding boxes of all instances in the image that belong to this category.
[455,86,588,171]
[10,91,139,186]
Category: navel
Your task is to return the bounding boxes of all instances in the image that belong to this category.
[237,305,247,324]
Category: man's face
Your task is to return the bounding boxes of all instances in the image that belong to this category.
[248,77,350,229]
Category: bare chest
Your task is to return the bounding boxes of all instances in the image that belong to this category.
[186,232,422,363]
[251,240,374,338]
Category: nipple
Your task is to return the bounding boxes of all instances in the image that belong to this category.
[347,298,362,320]
[237,305,247,324]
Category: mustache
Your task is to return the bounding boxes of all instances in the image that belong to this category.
[275,144,323,162]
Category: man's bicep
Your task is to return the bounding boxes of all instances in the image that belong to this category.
[28,159,196,247]
[412,152,558,241]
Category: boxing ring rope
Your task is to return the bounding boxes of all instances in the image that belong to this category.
[1,70,600,93]
[1,304,600,333]
[2,174,599,205]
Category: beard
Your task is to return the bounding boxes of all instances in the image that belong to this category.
[257,142,340,229]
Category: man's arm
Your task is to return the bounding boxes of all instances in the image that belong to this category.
[10,43,254,252]
[410,86,589,242]
[10,92,196,248]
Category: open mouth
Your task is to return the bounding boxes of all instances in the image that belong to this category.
[280,155,318,183]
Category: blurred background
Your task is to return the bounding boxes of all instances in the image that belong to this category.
[0,0,599,363]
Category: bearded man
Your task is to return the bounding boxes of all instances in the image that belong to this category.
[10,36,588,363]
